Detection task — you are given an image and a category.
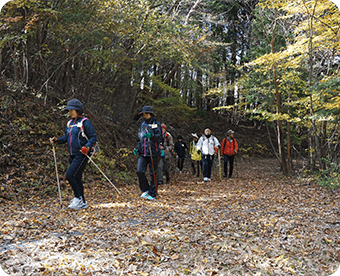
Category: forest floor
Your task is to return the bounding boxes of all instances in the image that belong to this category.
[1,157,340,276]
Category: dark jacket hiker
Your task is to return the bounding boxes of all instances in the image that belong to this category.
[135,106,162,200]
[50,99,97,210]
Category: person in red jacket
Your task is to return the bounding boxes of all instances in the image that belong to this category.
[221,129,238,178]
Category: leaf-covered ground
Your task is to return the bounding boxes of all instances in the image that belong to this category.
[1,157,340,276]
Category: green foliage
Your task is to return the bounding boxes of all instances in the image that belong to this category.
[315,158,340,189]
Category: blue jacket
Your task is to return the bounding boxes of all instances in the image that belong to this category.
[57,116,97,156]
[137,117,162,157]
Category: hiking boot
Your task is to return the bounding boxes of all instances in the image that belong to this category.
[146,195,155,200]
[141,191,149,198]
[166,179,170,184]
[193,171,196,175]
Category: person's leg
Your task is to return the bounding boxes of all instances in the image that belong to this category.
[229,155,235,177]
[66,155,87,200]
[137,156,150,193]
[223,156,228,177]
[73,155,88,202]
[207,155,214,179]
[196,161,200,177]
[202,155,209,178]
[177,156,181,171]
[179,158,184,172]
[157,157,164,184]
[191,159,196,175]
[164,158,170,183]
[148,155,159,197]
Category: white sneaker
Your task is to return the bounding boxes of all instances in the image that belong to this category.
[203,177,209,182]
[68,197,87,210]
[141,191,149,198]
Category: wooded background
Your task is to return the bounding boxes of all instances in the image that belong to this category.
[1,0,340,178]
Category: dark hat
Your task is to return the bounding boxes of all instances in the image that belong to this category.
[65,99,83,111]
[204,126,211,131]
[227,129,235,135]
[139,105,156,116]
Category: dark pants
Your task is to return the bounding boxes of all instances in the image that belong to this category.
[202,154,214,178]
[66,154,88,202]
[191,160,201,176]
[158,157,170,184]
[177,156,185,171]
[224,155,235,177]
[137,155,159,197]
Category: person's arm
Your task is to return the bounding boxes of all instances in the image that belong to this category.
[168,134,174,152]
[83,119,97,149]
[196,138,202,152]
[221,139,225,155]
[234,139,239,153]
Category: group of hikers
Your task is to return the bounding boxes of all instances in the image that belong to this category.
[50,100,238,210]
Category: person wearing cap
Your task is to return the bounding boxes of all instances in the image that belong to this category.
[158,123,174,184]
[189,133,201,177]
[50,99,97,210]
[134,106,162,200]
[221,129,239,178]
[196,127,220,182]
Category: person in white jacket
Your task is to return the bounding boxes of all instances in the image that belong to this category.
[196,127,220,182]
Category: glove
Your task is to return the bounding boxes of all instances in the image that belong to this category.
[50,137,57,144]
[133,148,139,156]
[143,133,152,139]
[197,150,201,154]
[81,146,89,155]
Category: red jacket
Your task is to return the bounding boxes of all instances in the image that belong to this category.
[221,138,238,156]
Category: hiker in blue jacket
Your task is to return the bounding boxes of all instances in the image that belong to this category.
[133,106,162,200]
[50,99,97,210]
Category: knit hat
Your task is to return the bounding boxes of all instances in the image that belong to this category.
[227,129,235,136]
[138,106,156,116]
[65,99,83,111]
[161,123,167,130]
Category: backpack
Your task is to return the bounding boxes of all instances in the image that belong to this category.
[67,117,100,157]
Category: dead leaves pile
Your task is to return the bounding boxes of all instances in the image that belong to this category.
[1,158,340,275]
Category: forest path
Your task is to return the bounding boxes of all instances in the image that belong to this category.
[1,158,339,275]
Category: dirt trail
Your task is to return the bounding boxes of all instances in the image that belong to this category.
[1,158,339,275]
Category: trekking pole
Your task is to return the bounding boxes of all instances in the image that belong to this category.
[84,153,121,195]
[52,144,63,208]
[218,148,221,181]
[234,155,238,178]
[147,138,158,193]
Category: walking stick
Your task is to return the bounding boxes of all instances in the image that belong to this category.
[147,138,158,193]
[218,148,221,180]
[84,153,121,195]
[234,155,238,178]
[52,144,63,208]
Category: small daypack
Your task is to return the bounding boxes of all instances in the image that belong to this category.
[67,117,100,157]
